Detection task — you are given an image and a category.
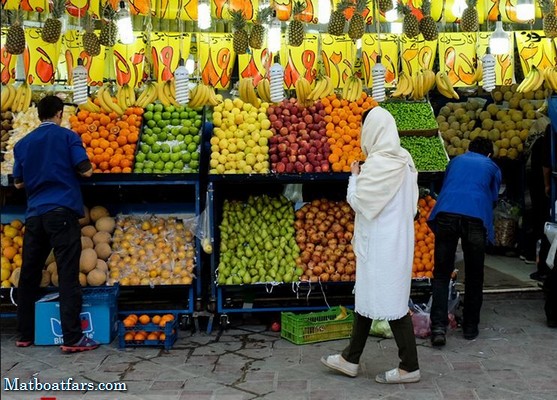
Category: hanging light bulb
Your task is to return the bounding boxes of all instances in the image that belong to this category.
[452,0,467,18]
[356,39,362,49]
[371,55,386,102]
[269,61,284,103]
[198,0,212,30]
[174,58,190,105]
[481,48,496,92]
[72,58,88,105]
[268,19,282,53]
[385,0,398,22]
[516,0,535,21]
[318,0,332,24]
[185,55,196,75]
[490,15,510,55]
[117,0,134,45]
[391,22,403,34]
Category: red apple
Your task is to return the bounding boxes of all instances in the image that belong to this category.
[270,322,281,332]
[275,162,286,173]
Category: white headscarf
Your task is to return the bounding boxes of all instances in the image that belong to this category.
[352,106,416,221]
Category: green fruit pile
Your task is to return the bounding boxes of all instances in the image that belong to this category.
[381,102,438,131]
[134,103,202,173]
[217,195,301,285]
[400,136,448,171]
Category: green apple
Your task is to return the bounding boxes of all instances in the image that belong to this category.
[160,153,170,162]
[151,143,161,153]
[181,153,192,163]
[148,153,160,162]
[144,160,155,169]
[165,105,175,113]
[140,144,150,153]
[170,153,181,162]
[143,111,153,120]
[189,160,199,169]
[135,153,146,163]
[174,160,184,170]
[161,143,171,153]
[154,160,165,170]
[176,134,185,142]
[162,111,171,120]
[171,119,180,126]
[146,103,155,112]
[187,143,197,153]
[143,168,152,173]
[164,161,174,170]
[157,132,168,141]
[157,119,167,128]
[153,104,163,113]
[191,152,200,161]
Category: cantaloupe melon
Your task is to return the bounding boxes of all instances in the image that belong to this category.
[79,272,87,286]
[40,270,51,287]
[92,231,111,245]
[79,248,97,273]
[87,268,106,286]
[79,206,90,226]
[46,261,57,275]
[81,236,94,250]
[95,259,108,272]
[90,206,110,222]
[51,272,59,287]
[94,243,111,261]
[95,217,115,234]
[45,249,55,266]
[81,225,97,238]
[9,268,20,287]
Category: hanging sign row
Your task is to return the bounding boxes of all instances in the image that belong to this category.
[1,30,555,90]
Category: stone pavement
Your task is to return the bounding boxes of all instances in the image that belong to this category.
[1,292,556,400]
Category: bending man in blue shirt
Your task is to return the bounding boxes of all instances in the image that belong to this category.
[427,137,502,346]
[13,95,98,353]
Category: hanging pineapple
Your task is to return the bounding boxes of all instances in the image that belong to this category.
[378,0,394,13]
[249,6,272,49]
[41,0,66,43]
[539,0,557,38]
[396,1,420,39]
[348,0,367,40]
[230,9,249,55]
[460,0,479,32]
[327,0,351,36]
[82,12,101,57]
[6,9,26,55]
[99,3,118,47]
[419,0,438,41]
[288,1,306,47]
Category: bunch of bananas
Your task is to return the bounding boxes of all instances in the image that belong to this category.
[472,60,483,84]
[256,79,272,103]
[411,69,436,100]
[116,84,137,109]
[435,71,459,99]
[307,76,334,101]
[238,78,260,106]
[517,66,545,93]
[188,83,221,108]
[1,83,32,113]
[294,76,312,107]
[342,75,363,102]
[134,82,159,108]
[156,80,181,108]
[544,67,557,92]
[96,85,125,115]
[77,97,101,113]
[390,72,413,98]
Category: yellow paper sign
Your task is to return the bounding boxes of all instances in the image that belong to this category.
[66,0,100,18]
[149,32,193,83]
[24,28,62,85]
[213,0,258,20]
[20,0,47,12]
[320,34,354,89]
[478,32,515,85]
[515,31,557,76]
[198,33,235,89]
[438,32,479,87]
[156,0,199,19]
[280,33,318,89]
[1,28,18,84]
[2,0,21,10]
[486,0,543,23]
[113,36,147,87]
[270,0,318,22]
[62,30,106,86]
[238,48,273,86]
[361,34,399,88]
[400,34,438,77]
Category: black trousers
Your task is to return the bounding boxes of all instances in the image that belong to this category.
[342,313,419,373]
[431,213,486,333]
[17,208,83,345]
[544,265,557,323]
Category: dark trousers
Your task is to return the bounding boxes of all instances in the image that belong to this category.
[431,213,486,333]
[342,313,419,373]
[544,265,557,323]
[17,208,83,345]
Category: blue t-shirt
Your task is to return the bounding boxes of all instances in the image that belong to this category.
[428,151,502,243]
[13,122,89,218]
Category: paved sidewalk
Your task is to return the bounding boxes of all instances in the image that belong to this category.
[1,292,556,400]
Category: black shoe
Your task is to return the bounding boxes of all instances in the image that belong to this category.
[530,271,549,282]
[431,333,446,346]
[463,325,479,340]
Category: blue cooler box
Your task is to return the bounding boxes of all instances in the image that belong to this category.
[34,286,118,345]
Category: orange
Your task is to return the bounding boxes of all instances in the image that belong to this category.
[151,315,162,325]
[159,333,166,341]
[123,318,135,328]
[134,332,146,342]
[138,314,150,325]
[124,332,134,341]
[147,332,159,340]
[2,247,17,260]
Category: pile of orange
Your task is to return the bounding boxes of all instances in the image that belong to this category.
[70,107,143,173]
[1,220,24,287]
[412,195,437,279]
[322,93,378,172]
[121,313,175,342]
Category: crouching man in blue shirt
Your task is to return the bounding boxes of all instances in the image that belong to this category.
[13,95,99,353]
[427,137,502,346]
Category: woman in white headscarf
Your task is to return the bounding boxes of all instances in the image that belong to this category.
[321,106,420,384]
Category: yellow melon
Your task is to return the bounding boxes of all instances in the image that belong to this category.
[81,236,94,250]
[95,259,108,272]
[87,268,107,286]
[79,272,87,286]
[92,231,111,245]
[89,206,110,222]
[94,242,111,261]
[95,217,115,234]
[81,225,97,238]
[79,248,97,273]
[46,261,57,275]
[40,270,51,287]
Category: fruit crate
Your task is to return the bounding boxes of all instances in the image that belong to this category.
[117,313,179,350]
[281,306,354,345]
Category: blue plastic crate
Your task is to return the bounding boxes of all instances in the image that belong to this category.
[118,313,178,350]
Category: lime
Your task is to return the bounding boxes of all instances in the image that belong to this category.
[161,143,171,153]
[164,161,174,170]
[154,160,165,170]
[162,111,171,120]
[193,135,201,144]
[184,135,193,144]
[157,119,167,128]
[176,134,185,142]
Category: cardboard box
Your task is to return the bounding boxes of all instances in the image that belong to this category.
[34,287,118,345]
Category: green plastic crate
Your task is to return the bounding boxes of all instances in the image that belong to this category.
[281,306,354,345]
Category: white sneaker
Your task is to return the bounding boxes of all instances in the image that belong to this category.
[321,354,358,377]
[375,368,420,384]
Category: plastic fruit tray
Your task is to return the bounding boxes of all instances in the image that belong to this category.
[117,313,178,350]
[281,306,354,345]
